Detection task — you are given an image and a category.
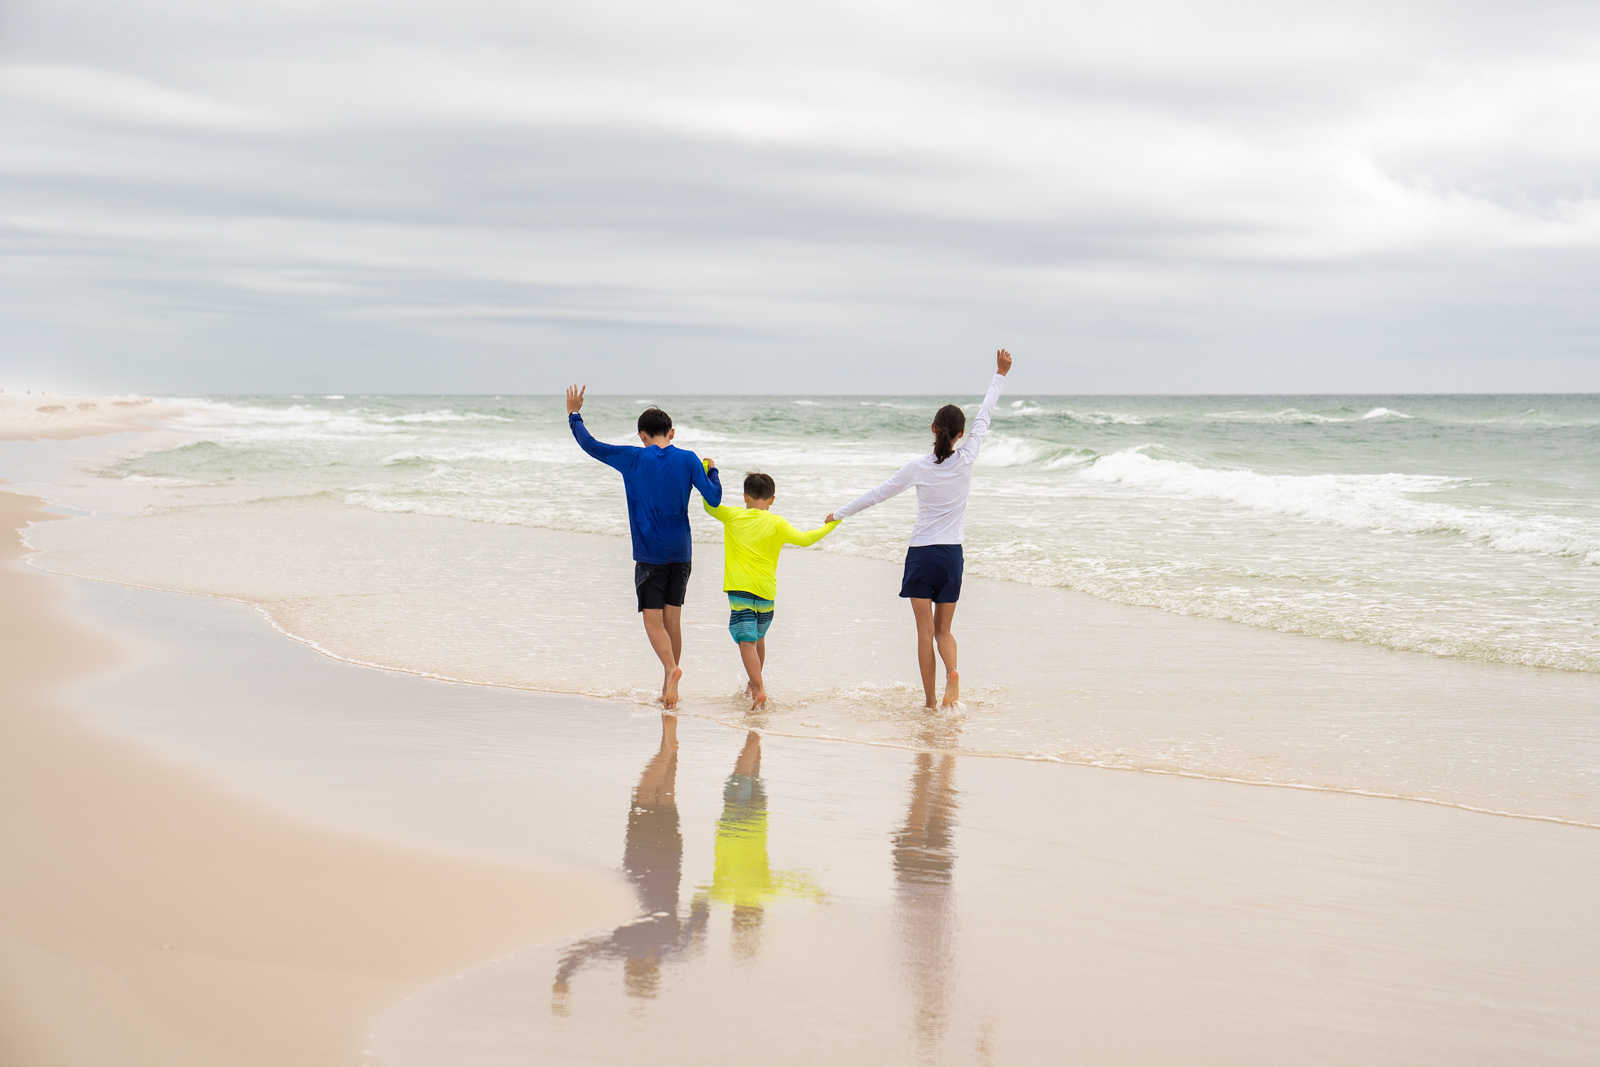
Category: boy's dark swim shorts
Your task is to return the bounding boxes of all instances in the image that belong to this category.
[635,560,693,611]
[899,544,964,603]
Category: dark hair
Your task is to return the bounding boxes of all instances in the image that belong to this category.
[931,404,966,463]
[637,406,673,438]
[743,471,776,500]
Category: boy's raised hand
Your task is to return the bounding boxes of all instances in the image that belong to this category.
[996,348,1013,376]
[565,384,586,414]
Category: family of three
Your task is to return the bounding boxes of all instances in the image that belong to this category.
[565,348,1015,711]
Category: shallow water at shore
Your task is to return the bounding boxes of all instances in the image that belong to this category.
[8,409,1600,824]
[32,500,1600,828]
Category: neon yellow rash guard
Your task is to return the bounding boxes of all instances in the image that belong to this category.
[702,487,839,602]
[705,775,823,908]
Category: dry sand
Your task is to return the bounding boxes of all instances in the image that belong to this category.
[0,490,633,1067]
[0,394,185,441]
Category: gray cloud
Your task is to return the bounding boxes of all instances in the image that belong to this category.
[3,0,1599,393]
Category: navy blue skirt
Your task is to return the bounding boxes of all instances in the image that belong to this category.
[900,544,964,603]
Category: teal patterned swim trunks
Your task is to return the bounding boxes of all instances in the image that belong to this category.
[727,591,775,644]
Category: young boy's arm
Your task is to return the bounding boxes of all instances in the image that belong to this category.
[778,517,841,548]
[566,386,632,470]
[702,497,735,521]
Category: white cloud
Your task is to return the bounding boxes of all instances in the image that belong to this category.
[2,0,1600,391]
[0,62,283,130]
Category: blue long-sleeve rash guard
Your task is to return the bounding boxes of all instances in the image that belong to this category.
[569,412,723,564]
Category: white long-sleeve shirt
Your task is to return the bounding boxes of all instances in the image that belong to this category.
[834,372,1007,546]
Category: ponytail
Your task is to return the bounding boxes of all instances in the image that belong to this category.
[931,404,966,464]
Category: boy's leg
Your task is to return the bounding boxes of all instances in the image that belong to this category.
[733,730,761,774]
[662,604,684,665]
[739,640,766,709]
[755,637,765,669]
[642,609,683,709]
[910,598,937,709]
[933,602,959,706]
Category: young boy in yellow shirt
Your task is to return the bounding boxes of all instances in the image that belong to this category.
[701,463,840,709]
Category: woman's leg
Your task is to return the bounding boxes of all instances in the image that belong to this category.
[933,602,959,706]
[911,598,938,708]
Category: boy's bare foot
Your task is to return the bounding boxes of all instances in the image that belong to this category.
[941,670,960,708]
[662,666,683,710]
[750,684,767,711]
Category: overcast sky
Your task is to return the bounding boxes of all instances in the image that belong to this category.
[3,0,1599,394]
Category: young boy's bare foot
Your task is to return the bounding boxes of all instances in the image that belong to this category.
[662,665,683,710]
[749,684,767,711]
[940,670,960,708]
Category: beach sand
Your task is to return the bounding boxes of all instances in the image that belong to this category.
[0,394,184,441]
[48,572,1600,1066]
[6,406,1600,1064]
[0,491,633,1067]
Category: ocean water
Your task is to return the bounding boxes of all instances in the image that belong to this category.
[17,391,1600,826]
[114,392,1600,672]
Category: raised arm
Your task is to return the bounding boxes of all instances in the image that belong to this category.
[778,517,841,548]
[959,348,1012,459]
[566,385,634,469]
[831,459,919,522]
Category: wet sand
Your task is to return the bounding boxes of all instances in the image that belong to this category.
[53,574,1600,1066]
[0,491,632,1067]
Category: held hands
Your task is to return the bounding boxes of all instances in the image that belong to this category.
[824,513,837,523]
[703,457,716,472]
[996,348,1013,376]
[565,384,586,415]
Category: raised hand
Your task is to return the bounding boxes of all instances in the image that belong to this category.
[565,384,586,414]
[996,348,1013,376]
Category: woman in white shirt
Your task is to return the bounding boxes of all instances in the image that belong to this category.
[827,349,1013,709]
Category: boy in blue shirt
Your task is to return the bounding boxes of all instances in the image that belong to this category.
[566,384,723,709]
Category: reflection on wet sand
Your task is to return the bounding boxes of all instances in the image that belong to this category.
[695,731,823,960]
[552,723,821,1012]
[893,725,961,1060]
[552,714,706,1010]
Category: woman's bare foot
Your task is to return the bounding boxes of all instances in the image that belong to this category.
[940,670,960,708]
[750,684,767,711]
[662,665,683,710]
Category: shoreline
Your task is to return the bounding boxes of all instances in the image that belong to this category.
[26,495,1600,828]
[49,563,1600,833]
[0,489,633,1066]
